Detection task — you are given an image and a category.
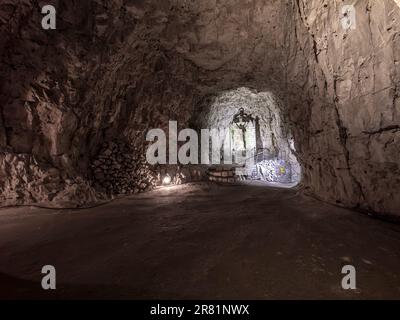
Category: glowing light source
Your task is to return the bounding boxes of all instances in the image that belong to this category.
[163,174,172,185]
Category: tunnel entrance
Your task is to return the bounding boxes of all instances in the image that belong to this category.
[195,87,301,186]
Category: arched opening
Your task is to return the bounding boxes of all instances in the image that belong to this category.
[194,87,301,187]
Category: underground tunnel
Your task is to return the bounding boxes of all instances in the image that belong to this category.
[0,0,400,301]
[193,87,301,185]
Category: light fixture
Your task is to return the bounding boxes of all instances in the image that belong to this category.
[162,174,172,185]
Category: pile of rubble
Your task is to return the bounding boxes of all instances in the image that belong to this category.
[91,142,157,195]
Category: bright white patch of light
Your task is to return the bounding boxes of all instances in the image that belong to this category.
[163,175,172,185]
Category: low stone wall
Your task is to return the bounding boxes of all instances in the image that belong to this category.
[207,166,238,184]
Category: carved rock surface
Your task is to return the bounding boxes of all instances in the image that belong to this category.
[0,0,399,216]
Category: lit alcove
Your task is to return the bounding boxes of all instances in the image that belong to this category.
[195,87,302,187]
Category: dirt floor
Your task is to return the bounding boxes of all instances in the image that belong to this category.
[0,182,399,300]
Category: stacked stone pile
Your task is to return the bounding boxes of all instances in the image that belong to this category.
[91,142,157,195]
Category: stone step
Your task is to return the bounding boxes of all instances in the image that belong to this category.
[207,165,247,184]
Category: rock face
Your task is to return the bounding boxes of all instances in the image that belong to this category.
[0,154,100,208]
[292,0,400,215]
[0,0,399,216]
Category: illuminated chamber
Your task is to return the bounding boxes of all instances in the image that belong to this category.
[195,87,302,186]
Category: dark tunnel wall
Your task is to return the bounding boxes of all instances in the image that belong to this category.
[0,0,399,216]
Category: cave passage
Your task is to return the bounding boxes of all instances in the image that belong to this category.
[195,87,302,186]
[1,0,400,301]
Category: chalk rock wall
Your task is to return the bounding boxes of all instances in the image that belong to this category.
[0,0,201,207]
[289,0,400,215]
[0,0,101,207]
